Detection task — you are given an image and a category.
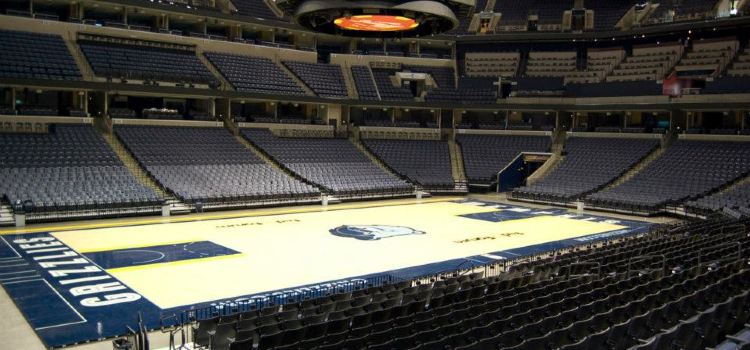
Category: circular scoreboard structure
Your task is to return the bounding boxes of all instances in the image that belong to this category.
[275,0,475,37]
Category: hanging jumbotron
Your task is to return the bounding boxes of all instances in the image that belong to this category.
[274,0,475,37]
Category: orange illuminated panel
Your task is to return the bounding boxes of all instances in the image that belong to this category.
[334,15,419,31]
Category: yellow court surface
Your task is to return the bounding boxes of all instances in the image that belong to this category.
[49,199,642,309]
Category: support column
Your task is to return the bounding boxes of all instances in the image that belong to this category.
[216,98,231,121]
[741,110,746,131]
[70,1,84,20]
[198,19,208,35]
[341,105,350,128]
[740,111,743,130]
[229,24,242,41]
[157,14,169,31]
[10,88,17,112]
[94,91,112,133]
[669,111,674,131]
[83,91,88,115]
[325,104,342,126]
[305,104,314,123]
[452,109,462,129]
[73,91,88,115]
[103,91,109,117]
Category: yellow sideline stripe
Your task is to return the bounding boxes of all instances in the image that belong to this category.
[0,197,460,235]
[106,254,245,274]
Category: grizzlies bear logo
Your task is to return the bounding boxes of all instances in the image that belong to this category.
[330,225,426,241]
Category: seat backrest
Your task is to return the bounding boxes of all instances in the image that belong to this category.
[229,338,253,350]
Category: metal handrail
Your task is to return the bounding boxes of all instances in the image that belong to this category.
[564,261,602,279]
[698,241,743,267]
[627,254,666,277]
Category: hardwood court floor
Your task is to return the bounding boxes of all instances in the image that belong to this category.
[54,199,630,309]
[0,196,666,349]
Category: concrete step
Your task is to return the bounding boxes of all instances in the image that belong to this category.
[526,154,563,186]
[324,195,343,205]
[341,63,358,99]
[453,182,469,192]
[448,140,467,183]
[234,134,320,192]
[196,47,232,91]
[366,66,383,100]
[169,204,193,215]
[0,205,14,227]
[101,132,170,198]
[165,197,192,215]
[101,131,193,215]
[351,138,409,182]
[351,139,420,194]
[235,135,282,168]
[64,38,95,80]
[603,143,666,191]
[277,61,317,96]
[716,173,750,195]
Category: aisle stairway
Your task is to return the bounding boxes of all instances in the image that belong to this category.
[600,142,667,191]
[526,153,564,186]
[0,204,14,227]
[101,132,191,215]
[234,134,321,192]
[350,138,413,185]
[276,60,316,96]
[196,48,232,90]
[341,63,358,99]
[64,38,95,80]
[448,139,468,192]
[101,132,168,197]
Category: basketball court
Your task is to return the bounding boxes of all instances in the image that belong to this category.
[0,198,652,348]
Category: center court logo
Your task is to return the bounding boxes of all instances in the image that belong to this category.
[330,225,426,241]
